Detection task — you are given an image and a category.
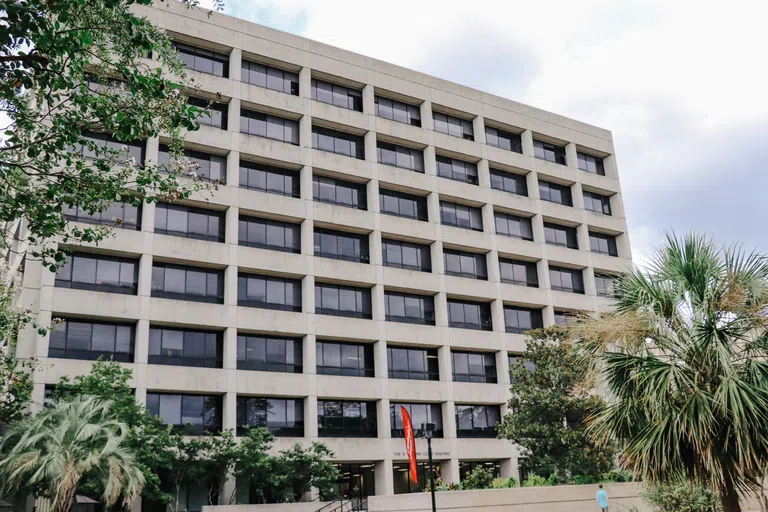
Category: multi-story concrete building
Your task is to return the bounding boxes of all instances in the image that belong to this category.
[13,1,631,508]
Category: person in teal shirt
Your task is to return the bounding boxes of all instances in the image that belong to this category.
[596,484,609,511]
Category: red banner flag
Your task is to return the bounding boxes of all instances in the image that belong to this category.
[401,406,418,485]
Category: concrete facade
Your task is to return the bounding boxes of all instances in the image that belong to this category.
[14,0,632,505]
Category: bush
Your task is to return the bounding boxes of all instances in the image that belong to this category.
[491,477,518,488]
[462,467,495,490]
[522,474,556,487]
[644,483,722,512]
[571,474,598,485]
[601,469,634,483]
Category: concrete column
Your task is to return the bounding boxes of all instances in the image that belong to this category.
[486,250,500,283]
[520,129,534,157]
[500,458,518,481]
[442,458,461,485]
[302,275,315,314]
[300,165,313,201]
[375,459,394,496]
[577,223,590,254]
[377,398,391,439]
[609,188,628,221]
[571,182,585,210]
[437,345,452,382]
[135,319,150,365]
[364,130,377,163]
[496,348,510,386]
[583,266,597,297]
[223,327,237,370]
[226,205,239,246]
[537,258,551,291]
[542,305,556,328]
[371,283,385,321]
[420,100,433,131]
[221,474,237,506]
[477,158,491,189]
[227,97,241,134]
[224,264,238,306]
[491,298,505,334]
[434,291,449,328]
[142,200,157,234]
[300,115,313,151]
[617,232,632,261]
[229,48,242,81]
[304,334,317,375]
[362,84,375,115]
[369,230,383,267]
[305,395,318,437]
[526,170,539,200]
[531,213,546,246]
[481,204,495,236]
[145,136,160,164]
[374,339,388,379]
[137,253,154,297]
[565,142,578,169]
[472,115,486,144]
[423,145,437,176]
[134,387,147,405]
[299,67,312,100]
[223,391,237,431]
[427,194,441,235]
[226,150,240,186]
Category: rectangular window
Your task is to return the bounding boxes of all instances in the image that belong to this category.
[312,175,367,210]
[554,310,577,327]
[238,215,301,253]
[447,299,492,331]
[583,191,612,215]
[236,397,304,437]
[455,404,500,438]
[158,145,226,183]
[241,60,299,95]
[379,189,428,221]
[237,335,302,373]
[595,274,620,298]
[381,239,431,272]
[436,155,478,185]
[311,78,363,112]
[375,96,421,127]
[504,306,543,334]
[148,327,222,368]
[376,141,425,173]
[533,139,567,165]
[188,96,228,130]
[494,211,534,241]
[384,291,435,325]
[55,252,138,295]
[48,319,134,362]
[314,283,372,319]
[499,258,538,287]
[549,266,585,294]
[174,42,229,77]
[452,351,497,383]
[76,131,146,165]
[543,222,579,249]
[239,161,300,198]
[432,111,474,141]
[578,151,605,175]
[387,346,439,381]
[391,403,443,438]
[443,249,487,280]
[539,180,573,206]
[311,125,365,159]
[62,201,141,230]
[146,393,222,435]
[485,125,522,153]
[237,273,302,311]
[240,108,299,145]
[489,168,528,196]
[589,232,619,257]
[151,263,224,304]
[317,400,377,438]
[394,462,443,495]
[313,228,370,263]
[154,203,225,242]
[316,340,374,377]
[439,201,483,232]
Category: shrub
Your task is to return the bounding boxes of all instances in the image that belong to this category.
[644,483,722,512]
[491,477,518,488]
[522,474,555,487]
[462,467,495,490]
[601,469,634,483]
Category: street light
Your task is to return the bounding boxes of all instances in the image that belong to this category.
[421,422,437,512]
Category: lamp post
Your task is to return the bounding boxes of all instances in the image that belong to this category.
[421,422,437,512]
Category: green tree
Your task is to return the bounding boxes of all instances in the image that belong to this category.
[498,327,614,483]
[0,396,145,511]
[461,466,495,490]
[576,233,768,512]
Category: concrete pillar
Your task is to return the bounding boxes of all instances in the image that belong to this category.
[617,232,632,261]
[481,203,495,237]
[423,145,437,176]
[531,213,546,246]
[305,395,318,437]
[583,266,597,297]
[137,253,154,297]
[135,319,150,365]
[226,205,239,245]
[228,48,242,81]
[486,250,500,283]
[371,283,385,321]
[364,130,376,163]
[526,170,539,200]
[472,115,486,145]
[500,458,518,481]
[299,67,312,100]
[577,223,590,254]
[565,142,578,170]
[496,349,510,386]
[491,299,505,334]
[223,391,237,431]
[221,473,237,506]
[302,275,314,314]
[223,327,238,370]
[375,459,394,496]
[437,345,452,382]
[434,291,449,328]
[571,182,585,210]
[520,129,534,157]
[374,339,388,379]
[543,305,556,328]
[368,178,380,214]
[369,230,383,267]
[362,84,375,115]
[225,150,239,186]
[224,264,238,306]
[300,164,313,201]
[300,115,313,151]
[420,100,433,131]
[442,458,461,485]
[377,398,391,439]
[227,97,241,135]
[477,158,491,189]
[145,136,160,164]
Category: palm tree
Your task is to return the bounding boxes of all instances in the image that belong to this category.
[0,395,145,511]
[575,233,768,512]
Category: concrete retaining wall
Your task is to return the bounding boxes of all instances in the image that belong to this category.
[202,503,331,512]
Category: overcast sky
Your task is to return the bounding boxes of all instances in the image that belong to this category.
[221,0,768,266]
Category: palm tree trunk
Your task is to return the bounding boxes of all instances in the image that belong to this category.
[721,479,742,512]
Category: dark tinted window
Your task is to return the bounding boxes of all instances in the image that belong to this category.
[433,111,474,140]
[583,191,612,215]
[439,201,483,231]
[315,283,372,319]
[549,266,585,294]
[499,258,538,287]
[237,273,302,311]
[151,263,224,304]
[62,201,141,230]
[504,306,543,334]
[494,211,533,241]
[240,108,299,145]
[375,96,421,126]
[595,274,620,298]
[148,327,222,368]
[188,96,228,130]
[155,203,225,242]
[48,319,134,362]
[452,351,497,383]
[311,126,365,159]
[55,253,138,295]
[436,155,478,185]
[554,310,577,327]
[387,346,439,381]
[589,232,618,256]
[238,216,301,253]
[455,405,500,438]
[239,161,300,197]
[376,141,425,172]
[158,145,226,183]
[578,152,605,175]
[146,393,222,435]
[379,189,428,221]
[311,78,363,112]
[489,168,527,196]
[316,341,374,377]
[313,175,367,210]
[317,400,377,437]
[391,403,443,438]
[381,239,431,272]
[539,181,573,206]
[543,222,579,249]
[174,42,229,77]
[236,335,302,373]
[314,228,369,263]
[485,126,522,153]
[384,291,435,325]
[533,139,566,165]
[444,249,487,280]
[241,60,299,95]
[447,299,492,331]
[236,397,304,436]
[76,131,145,165]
